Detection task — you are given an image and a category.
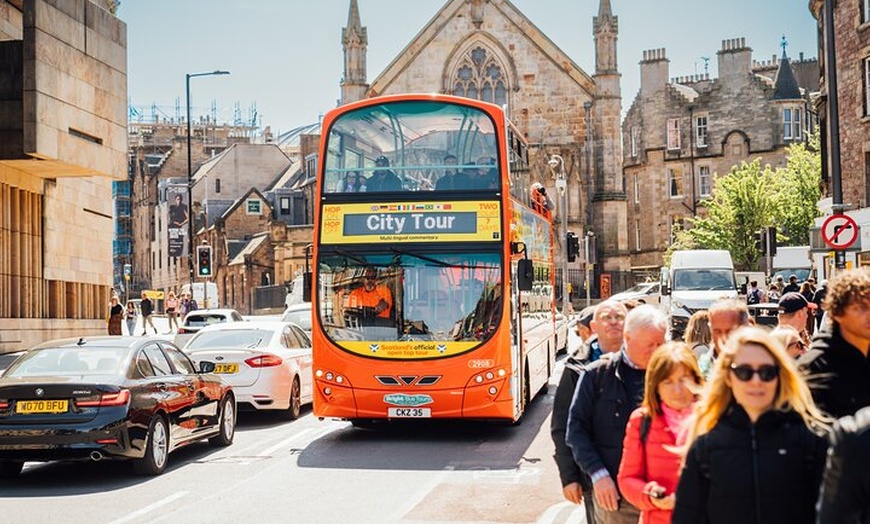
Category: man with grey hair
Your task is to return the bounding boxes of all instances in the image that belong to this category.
[566,305,669,524]
[698,299,751,377]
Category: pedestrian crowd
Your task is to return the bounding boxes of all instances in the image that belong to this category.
[551,267,870,524]
[106,290,198,336]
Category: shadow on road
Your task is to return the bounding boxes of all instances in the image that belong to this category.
[298,387,554,472]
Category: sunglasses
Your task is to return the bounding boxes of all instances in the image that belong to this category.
[730,364,779,382]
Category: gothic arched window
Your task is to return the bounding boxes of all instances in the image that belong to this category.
[451,46,508,107]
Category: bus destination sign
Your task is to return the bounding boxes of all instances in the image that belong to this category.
[321,201,501,244]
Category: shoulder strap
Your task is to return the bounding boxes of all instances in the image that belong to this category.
[640,414,652,444]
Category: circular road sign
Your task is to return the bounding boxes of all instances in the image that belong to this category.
[822,214,859,249]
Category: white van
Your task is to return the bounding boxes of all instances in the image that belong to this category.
[661,250,737,338]
[179,282,219,309]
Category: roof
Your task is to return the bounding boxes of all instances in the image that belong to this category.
[228,233,270,266]
[772,55,802,100]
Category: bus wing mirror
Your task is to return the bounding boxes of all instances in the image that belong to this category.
[739,283,747,295]
[302,272,312,303]
[517,259,533,291]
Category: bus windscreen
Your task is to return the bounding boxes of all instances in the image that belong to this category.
[316,251,502,359]
[323,100,499,193]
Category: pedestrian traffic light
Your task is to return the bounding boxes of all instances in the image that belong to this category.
[754,230,765,254]
[566,231,581,262]
[197,245,213,277]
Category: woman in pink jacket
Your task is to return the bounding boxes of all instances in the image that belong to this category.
[618,342,702,524]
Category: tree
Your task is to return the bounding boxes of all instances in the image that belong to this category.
[678,135,822,271]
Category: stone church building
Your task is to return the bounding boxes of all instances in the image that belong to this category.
[340,0,630,293]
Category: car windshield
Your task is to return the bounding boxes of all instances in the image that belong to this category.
[323,100,498,194]
[622,283,654,294]
[185,329,273,350]
[672,269,735,291]
[282,308,312,331]
[317,251,502,346]
[4,347,126,377]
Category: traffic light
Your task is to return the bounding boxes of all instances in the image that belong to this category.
[197,245,213,277]
[754,230,765,254]
[566,231,581,262]
[766,227,777,256]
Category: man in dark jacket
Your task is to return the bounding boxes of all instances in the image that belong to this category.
[799,268,870,419]
[139,292,156,335]
[817,405,870,523]
[566,305,668,524]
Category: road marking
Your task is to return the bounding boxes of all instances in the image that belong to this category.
[257,428,315,457]
[536,500,586,524]
[389,465,455,521]
[106,491,188,524]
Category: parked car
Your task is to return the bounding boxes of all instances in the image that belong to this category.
[182,321,313,419]
[0,336,235,478]
[609,282,661,305]
[281,303,312,334]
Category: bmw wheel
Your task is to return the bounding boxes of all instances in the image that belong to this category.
[133,415,169,475]
[209,394,236,447]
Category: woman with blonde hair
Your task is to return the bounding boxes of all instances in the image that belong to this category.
[684,310,711,359]
[618,342,703,524]
[672,326,829,524]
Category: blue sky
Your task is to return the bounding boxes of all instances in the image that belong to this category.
[119,0,817,133]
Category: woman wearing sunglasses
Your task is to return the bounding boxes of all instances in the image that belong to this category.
[672,326,829,524]
[618,342,703,524]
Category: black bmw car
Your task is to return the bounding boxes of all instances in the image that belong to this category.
[0,336,235,478]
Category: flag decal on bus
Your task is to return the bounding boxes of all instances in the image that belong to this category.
[369,344,380,353]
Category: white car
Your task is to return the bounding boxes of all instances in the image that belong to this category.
[281,303,312,334]
[182,321,313,419]
[609,282,661,305]
[175,308,245,346]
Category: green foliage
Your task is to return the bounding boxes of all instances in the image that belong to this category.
[681,135,821,271]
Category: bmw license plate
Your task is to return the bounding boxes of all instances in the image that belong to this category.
[388,407,431,418]
[16,400,69,414]
[213,363,239,374]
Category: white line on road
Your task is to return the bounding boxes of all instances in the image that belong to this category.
[257,427,315,457]
[105,491,188,524]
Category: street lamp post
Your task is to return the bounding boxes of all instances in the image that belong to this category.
[548,154,569,315]
[186,70,229,288]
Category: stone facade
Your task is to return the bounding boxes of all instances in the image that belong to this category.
[622,39,814,278]
[0,0,126,352]
[340,0,626,293]
[810,0,870,211]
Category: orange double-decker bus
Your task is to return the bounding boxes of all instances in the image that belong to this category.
[307,94,556,425]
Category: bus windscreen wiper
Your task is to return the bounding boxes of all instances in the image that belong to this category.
[389,248,452,268]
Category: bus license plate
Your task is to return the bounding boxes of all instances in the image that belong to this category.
[388,408,431,418]
[16,400,69,414]
[213,363,239,374]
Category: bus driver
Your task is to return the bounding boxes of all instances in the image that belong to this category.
[348,268,393,321]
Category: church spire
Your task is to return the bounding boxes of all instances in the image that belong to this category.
[593,0,618,74]
[341,0,368,105]
[597,0,613,20]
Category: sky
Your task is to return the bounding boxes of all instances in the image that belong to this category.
[119,0,818,135]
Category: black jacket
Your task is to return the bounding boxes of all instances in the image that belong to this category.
[817,405,870,524]
[566,352,645,483]
[799,323,870,419]
[550,351,590,489]
[673,404,827,524]
[140,297,153,317]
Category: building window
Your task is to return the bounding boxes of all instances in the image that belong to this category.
[695,116,708,148]
[451,45,508,107]
[865,152,870,205]
[864,0,870,23]
[280,197,291,215]
[215,178,221,194]
[698,165,712,197]
[670,215,686,244]
[635,219,641,251]
[865,57,870,116]
[634,174,640,204]
[630,126,639,157]
[783,107,802,140]
[669,168,683,198]
[667,118,681,150]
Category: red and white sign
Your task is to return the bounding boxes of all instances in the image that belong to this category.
[822,214,859,249]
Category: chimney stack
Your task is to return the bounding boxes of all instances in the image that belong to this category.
[717,37,752,80]
[639,48,669,94]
